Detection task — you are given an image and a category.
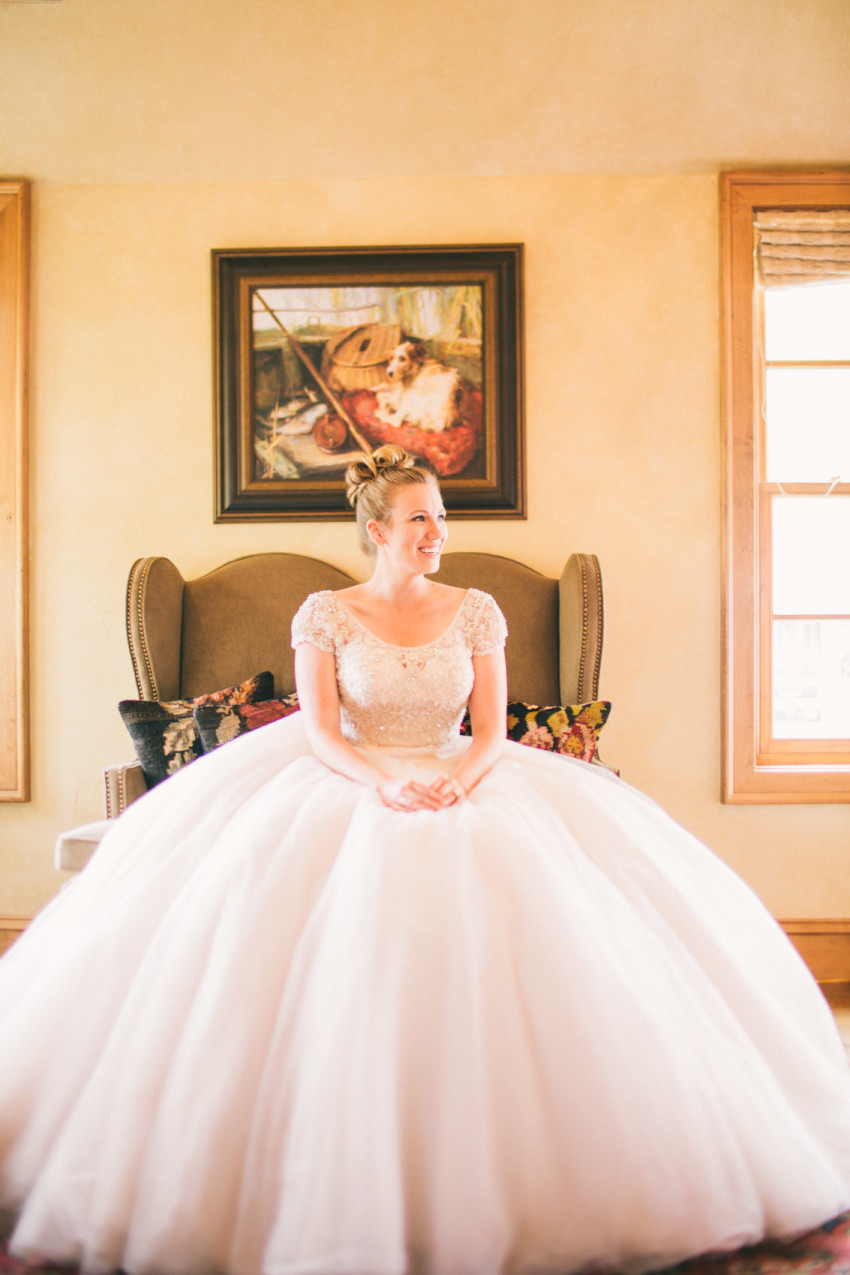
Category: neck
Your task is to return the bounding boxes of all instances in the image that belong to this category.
[364,560,434,604]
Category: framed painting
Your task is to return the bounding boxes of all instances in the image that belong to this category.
[212,244,524,520]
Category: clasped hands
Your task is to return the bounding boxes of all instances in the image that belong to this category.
[377,774,466,812]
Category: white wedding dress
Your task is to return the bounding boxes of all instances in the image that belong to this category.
[2,588,850,1275]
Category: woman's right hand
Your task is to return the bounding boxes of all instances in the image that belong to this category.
[376,777,451,812]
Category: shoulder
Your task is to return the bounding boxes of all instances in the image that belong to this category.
[462,589,508,655]
[291,591,340,652]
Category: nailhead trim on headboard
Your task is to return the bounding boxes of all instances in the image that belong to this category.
[125,557,160,701]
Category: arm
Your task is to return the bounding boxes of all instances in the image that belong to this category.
[294,642,450,811]
[431,649,507,801]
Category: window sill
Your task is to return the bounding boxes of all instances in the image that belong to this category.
[724,760,850,804]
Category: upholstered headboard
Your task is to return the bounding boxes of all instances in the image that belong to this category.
[125,551,604,708]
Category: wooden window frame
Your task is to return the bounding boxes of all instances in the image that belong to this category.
[0,180,29,802]
[721,171,850,803]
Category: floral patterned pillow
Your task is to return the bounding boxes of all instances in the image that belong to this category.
[461,700,611,763]
[193,694,300,753]
[118,671,275,789]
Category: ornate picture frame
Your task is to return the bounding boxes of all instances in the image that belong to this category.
[212,244,524,520]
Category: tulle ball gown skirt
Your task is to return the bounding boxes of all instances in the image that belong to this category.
[1,714,850,1275]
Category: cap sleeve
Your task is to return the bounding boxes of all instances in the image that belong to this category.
[291,591,337,653]
[470,591,508,657]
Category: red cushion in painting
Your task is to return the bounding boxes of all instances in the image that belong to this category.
[342,389,483,478]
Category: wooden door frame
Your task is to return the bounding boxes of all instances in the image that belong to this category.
[0,179,30,801]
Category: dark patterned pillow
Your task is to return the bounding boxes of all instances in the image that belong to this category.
[118,671,275,788]
[194,694,300,753]
[461,700,612,763]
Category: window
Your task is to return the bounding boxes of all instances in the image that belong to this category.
[722,173,850,802]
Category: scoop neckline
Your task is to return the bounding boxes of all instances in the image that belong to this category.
[331,588,471,650]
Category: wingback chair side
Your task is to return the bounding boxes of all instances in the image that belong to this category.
[561,553,605,706]
[125,556,185,701]
[105,551,605,821]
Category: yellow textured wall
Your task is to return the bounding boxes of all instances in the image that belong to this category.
[1,0,849,917]
[2,0,849,181]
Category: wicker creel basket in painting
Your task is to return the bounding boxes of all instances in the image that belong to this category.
[321,323,401,393]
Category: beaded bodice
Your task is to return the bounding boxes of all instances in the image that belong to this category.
[291,589,507,749]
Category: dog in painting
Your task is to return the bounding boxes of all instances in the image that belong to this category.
[374,341,468,433]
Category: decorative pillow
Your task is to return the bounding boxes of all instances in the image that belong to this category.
[118,671,275,789]
[461,700,612,763]
[194,694,300,753]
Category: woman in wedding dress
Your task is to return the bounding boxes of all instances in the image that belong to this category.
[2,444,850,1275]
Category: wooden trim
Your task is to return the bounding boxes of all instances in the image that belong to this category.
[757,486,772,758]
[0,180,30,802]
[721,170,850,803]
[766,738,850,762]
[0,183,29,797]
[0,915,30,956]
[766,362,850,371]
[721,172,760,802]
[759,484,850,501]
[781,919,850,983]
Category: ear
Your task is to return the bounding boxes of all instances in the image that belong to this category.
[366,518,384,548]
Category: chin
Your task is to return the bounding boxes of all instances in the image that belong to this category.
[418,550,443,574]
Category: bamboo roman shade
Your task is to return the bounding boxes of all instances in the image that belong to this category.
[755,209,850,288]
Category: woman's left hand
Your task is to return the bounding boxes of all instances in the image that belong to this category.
[428,775,466,806]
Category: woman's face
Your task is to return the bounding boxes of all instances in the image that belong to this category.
[372,479,447,574]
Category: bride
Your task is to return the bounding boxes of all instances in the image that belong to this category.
[2,444,850,1275]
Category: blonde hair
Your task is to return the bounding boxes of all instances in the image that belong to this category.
[345,446,438,557]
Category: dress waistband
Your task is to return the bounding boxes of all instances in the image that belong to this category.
[355,738,470,761]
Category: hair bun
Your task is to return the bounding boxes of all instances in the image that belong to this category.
[345,446,417,507]
[374,445,415,472]
[344,455,377,508]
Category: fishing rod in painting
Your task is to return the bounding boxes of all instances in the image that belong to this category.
[253,291,373,455]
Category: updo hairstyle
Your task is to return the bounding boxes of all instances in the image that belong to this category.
[345,445,438,557]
